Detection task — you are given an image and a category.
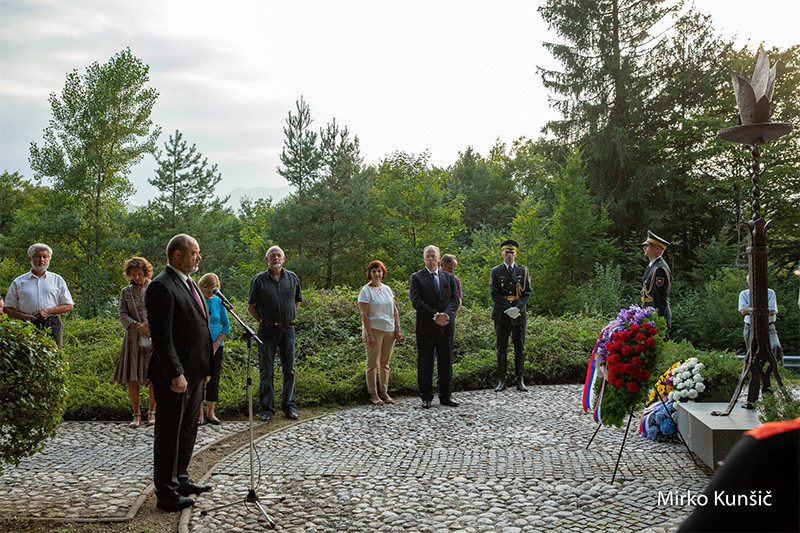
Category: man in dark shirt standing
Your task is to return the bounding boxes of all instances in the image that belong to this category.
[248,246,302,421]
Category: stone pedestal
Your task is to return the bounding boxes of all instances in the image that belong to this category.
[675,402,761,470]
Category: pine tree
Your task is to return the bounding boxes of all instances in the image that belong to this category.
[150,129,227,230]
[278,96,321,205]
[513,147,612,314]
[538,0,680,239]
[269,120,371,287]
[313,120,367,287]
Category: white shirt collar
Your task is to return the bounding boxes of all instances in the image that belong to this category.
[167,264,190,284]
[28,269,48,278]
[648,256,661,267]
[504,262,516,269]
[425,267,439,275]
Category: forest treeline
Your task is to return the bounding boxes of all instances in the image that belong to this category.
[1,0,798,353]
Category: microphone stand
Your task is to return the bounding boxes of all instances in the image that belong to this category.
[200,296,280,528]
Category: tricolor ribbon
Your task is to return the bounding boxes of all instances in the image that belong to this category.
[583,326,610,424]
[638,402,660,434]
[582,345,599,413]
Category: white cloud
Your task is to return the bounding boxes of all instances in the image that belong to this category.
[1,0,797,205]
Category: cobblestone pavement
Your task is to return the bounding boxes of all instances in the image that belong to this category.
[191,385,713,533]
[0,420,248,521]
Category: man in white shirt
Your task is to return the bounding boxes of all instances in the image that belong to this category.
[5,243,73,349]
[795,268,800,310]
[738,275,782,360]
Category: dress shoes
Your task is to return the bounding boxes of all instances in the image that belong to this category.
[177,482,212,497]
[156,495,195,512]
[206,417,221,425]
[516,377,528,392]
[422,400,432,409]
[494,380,507,392]
[440,398,459,407]
[286,411,299,420]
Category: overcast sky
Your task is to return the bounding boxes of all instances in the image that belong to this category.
[1,0,798,206]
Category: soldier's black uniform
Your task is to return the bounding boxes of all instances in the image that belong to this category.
[490,261,531,390]
[641,256,671,333]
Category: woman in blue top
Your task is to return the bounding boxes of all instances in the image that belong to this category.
[198,273,230,425]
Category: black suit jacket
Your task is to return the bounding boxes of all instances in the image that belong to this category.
[409,269,460,336]
[145,267,213,386]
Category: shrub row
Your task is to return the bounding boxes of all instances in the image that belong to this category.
[56,285,764,420]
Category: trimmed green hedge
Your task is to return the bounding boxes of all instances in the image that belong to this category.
[0,315,67,473]
[53,285,753,420]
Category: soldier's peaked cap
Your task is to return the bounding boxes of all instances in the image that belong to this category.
[500,239,519,250]
[641,231,669,249]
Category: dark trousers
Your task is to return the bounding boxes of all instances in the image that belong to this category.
[417,331,453,402]
[152,378,203,497]
[203,344,224,403]
[432,320,456,381]
[257,325,297,416]
[34,315,63,350]
[495,322,525,379]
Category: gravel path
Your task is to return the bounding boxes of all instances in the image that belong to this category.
[0,420,248,521]
[190,385,713,532]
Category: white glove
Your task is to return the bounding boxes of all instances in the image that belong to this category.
[504,307,521,319]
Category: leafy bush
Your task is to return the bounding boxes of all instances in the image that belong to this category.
[756,387,800,422]
[0,315,68,473]
[61,313,252,419]
[671,267,745,352]
[566,263,627,317]
[526,315,607,384]
[48,287,752,420]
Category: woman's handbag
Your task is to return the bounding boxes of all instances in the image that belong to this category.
[128,286,152,348]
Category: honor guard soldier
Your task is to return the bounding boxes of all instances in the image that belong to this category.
[641,231,671,337]
[490,240,532,392]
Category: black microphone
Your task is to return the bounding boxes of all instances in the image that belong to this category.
[212,287,232,306]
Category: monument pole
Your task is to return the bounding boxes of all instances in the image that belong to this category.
[713,49,792,416]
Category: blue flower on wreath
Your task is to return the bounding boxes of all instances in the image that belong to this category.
[660,418,677,436]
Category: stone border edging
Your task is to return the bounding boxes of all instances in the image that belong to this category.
[180,411,335,533]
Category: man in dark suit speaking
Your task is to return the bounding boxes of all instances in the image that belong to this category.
[410,245,461,409]
[145,234,214,512]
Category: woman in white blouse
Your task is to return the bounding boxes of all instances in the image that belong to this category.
[358,260,402,405]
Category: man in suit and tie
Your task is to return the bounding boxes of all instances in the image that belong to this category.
[410,245,461,409]
[490,240,532,392]
[145,234,214,512]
